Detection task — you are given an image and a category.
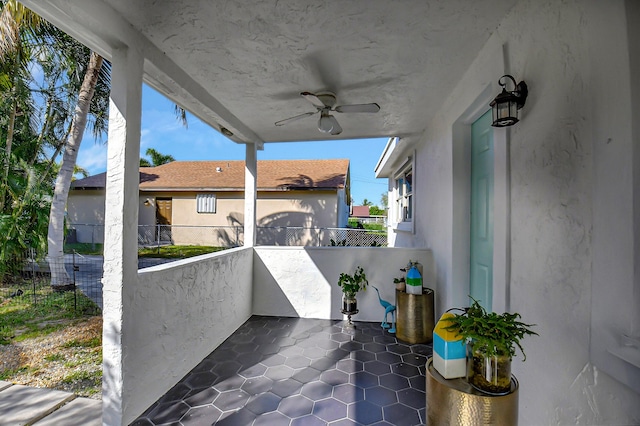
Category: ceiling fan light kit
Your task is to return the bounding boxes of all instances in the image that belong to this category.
[275,91,380,136]
[318,112,339,134]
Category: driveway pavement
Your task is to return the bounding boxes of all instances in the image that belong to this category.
[0,381,101,426]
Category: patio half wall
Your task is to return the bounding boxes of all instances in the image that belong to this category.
[112,246,432,423]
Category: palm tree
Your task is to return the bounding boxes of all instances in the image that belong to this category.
[1,3,184,286]
[0,1,54,280]
[140,147,175,167]
[0,1,110,286]
[0,0,40,209]
[47,50,105,285]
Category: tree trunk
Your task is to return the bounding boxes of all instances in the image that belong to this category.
[0,98,16,210]
[47,51,103,286]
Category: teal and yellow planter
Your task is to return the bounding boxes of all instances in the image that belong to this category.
[432,312,466,379]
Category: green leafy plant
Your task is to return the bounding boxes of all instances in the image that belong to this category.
[445,297,537,360]
[337,266,368,296]
[44,353,65,362]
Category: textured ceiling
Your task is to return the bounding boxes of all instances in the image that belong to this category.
[23,0,518,144]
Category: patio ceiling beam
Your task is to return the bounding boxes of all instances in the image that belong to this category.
[20,0,263,145]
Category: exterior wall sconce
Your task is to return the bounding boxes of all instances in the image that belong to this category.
[144,198,152,206]
[490,75,528,127]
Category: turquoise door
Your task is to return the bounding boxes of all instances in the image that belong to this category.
[470,110,494,311]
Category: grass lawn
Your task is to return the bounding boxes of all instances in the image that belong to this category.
[362,223,385,232]
[137,245,227,259]
[0,284,102,398]
[0,285,99,345]
[66,242,227,259]
[64,243,103,255]
[347,219,387,232]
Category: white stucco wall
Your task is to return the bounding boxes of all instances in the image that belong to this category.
[69,190,342,246]
[252,247,434,323]
[66,193,156,244]
[384,0,640,424]
[336,188,349,228]
[158,190,340,230]
[121,247,253,424]
[67,191,106,243]
[67,190,105,224]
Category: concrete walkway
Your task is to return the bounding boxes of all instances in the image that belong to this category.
[0,381,101,426]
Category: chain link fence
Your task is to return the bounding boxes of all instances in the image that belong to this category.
[1,225,386,322]
[321,228,388,247]
[68,223,388,248]
[137,224,243,248]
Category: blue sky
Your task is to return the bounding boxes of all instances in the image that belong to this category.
[76,84,389,206]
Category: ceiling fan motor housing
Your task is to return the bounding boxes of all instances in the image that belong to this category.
[315,92,337,108]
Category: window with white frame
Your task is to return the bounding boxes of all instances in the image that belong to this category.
[196,194,216,213]
[395,165,413,222]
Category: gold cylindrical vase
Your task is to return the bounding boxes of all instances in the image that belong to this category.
[426,358,519,425]
[395,288,434,344]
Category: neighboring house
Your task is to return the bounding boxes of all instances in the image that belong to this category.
[349,205,371,228]
[350,205,370,219]
[68,159,350,246]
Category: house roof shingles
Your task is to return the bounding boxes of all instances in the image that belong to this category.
[351,206,371,217]
[71,159,350,192]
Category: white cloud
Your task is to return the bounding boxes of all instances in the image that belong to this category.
[77,142,108,175]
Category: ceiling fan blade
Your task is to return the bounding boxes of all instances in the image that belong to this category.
[275,111,316,126]
[335,103,380,113]
[301,91,327,108]
[330,119,343,135]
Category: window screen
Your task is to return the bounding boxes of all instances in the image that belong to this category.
[196,194,216,213]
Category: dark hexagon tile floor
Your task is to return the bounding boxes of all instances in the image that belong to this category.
[132,316,432,426]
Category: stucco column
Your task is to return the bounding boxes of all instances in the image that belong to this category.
[102,45,143,426]
[244,142,258,247]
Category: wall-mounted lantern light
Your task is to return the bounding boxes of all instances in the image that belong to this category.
[490,75,528,127]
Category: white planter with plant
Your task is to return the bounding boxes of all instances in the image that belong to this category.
[337,265,368,315]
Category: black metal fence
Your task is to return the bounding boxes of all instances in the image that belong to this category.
[0,250,103,314]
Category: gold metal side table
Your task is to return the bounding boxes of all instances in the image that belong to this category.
[395,288,434,344]
[426,358,519,426]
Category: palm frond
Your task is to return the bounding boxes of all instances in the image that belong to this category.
[174,104,188,128]
[0,0,41,58]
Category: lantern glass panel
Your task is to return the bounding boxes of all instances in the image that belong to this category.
[492,99,519,127]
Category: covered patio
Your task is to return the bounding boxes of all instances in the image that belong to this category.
[125,246,432,425]
[20,0,640,425]
[132,316,431,425]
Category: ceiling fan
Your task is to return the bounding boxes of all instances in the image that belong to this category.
[274,91,380,135]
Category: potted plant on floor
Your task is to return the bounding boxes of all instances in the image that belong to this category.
[337,265,368,317]
[445,298,537,394]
